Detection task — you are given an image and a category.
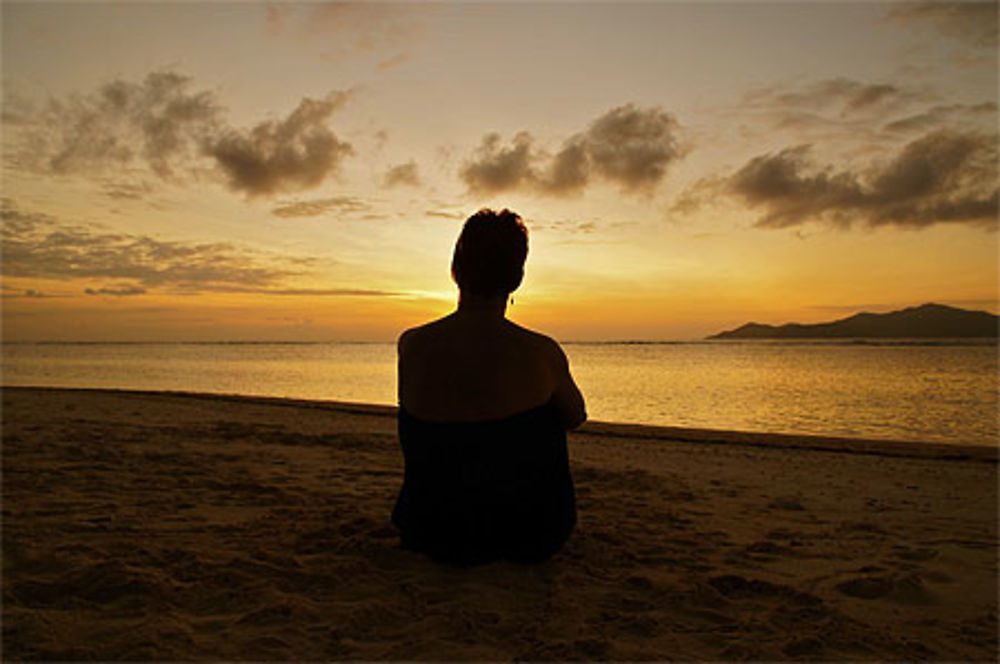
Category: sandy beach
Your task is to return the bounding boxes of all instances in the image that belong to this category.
[2,386,996,661]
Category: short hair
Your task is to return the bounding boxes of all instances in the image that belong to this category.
[451,208,528,297]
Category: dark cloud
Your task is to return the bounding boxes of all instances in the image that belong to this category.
[204,93,353,197]
[888,2,998,47]
[0,287,60,299]
[460,104,683,196]
[383,161,421,188]
[84,286,147,296]
[24,71,221,177]
[271,196,371,218]
[582,104,684,191]
[725,130,998,229]
[6,72,354,198]
[543,140,591,194]
[460,132,537,194]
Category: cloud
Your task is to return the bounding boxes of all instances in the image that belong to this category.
[84,286,147,296]
[304,4,426,57]
[425,210,465,220]
[887,2,998,47]
[100,180,156,201]
[747,78,918,115]
[195,286,400,297]
[882,102,997,134]
[265,4,292,38]
[204,93,354,197]
[12,71,221,177]
[461,132,538,194]
[0,287,61,299]
[584,105,684,191]
[382,161,421,188]
[375,53,412,73]
[0,200,406,297]
[271,196,371,218]
[1,200,298,291]
[724,130,998,229]
[5,71,355,198]
[530,220,598,234]
[460,104,684,196]
[737,79,935,141]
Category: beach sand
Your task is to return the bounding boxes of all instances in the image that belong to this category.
[2,386,996,661]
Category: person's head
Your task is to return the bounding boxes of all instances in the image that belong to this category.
[451,208,528,299]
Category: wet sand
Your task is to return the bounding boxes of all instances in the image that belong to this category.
[2,386,996,661]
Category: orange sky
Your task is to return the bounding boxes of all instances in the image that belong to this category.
[2,2,997,341]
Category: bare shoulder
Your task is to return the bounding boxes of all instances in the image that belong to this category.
[506,321,567,366]
[397,316,452,355]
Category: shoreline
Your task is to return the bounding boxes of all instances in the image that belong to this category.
[4,384,995,462]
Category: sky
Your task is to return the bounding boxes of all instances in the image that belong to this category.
[1,1,997,341]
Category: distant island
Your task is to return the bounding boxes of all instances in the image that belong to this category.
[707,303,999,340]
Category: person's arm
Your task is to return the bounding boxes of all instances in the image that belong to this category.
[397,328,415,406]
[548,340,586,430]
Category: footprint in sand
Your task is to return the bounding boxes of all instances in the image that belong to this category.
[891,546,938,562]
[835,572,938,605]
[707,574,822,607]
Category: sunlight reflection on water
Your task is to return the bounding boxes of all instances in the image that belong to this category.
[2,340,996,446]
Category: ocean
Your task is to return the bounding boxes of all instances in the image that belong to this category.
[2,340,996,447]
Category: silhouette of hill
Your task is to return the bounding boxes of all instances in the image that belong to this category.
[708,303,998,339]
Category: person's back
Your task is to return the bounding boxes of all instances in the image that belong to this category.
[392,208,586,565]
[399,313,583,425]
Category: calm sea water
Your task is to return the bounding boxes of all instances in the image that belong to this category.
[2,341,996,446]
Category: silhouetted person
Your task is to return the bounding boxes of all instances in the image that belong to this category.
[392,208,586,566]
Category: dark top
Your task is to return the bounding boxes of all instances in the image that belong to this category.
[391,400,576,566]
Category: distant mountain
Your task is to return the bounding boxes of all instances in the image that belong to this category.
[707,303,999,339]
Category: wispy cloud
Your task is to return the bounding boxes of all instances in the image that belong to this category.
[715,130,998,229]
[265,4,292,38]
[305,4,426,59]
[261,3,426,65]
[100,180,157,201]
[1,200,407,297]
[425,210,464,220]
[530,220,598,234]
[375,52,412,73]
[460,104,684,197]
[0,287,63,300]
[271,196,371,218]
[745,78,925,117]
[1,199,294,292]
[382,161,421,188]
[887,1,998,48]
[84,286,147,296]
[733,77,941,143]
[194,286,401,297]
[882,102,997,134]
